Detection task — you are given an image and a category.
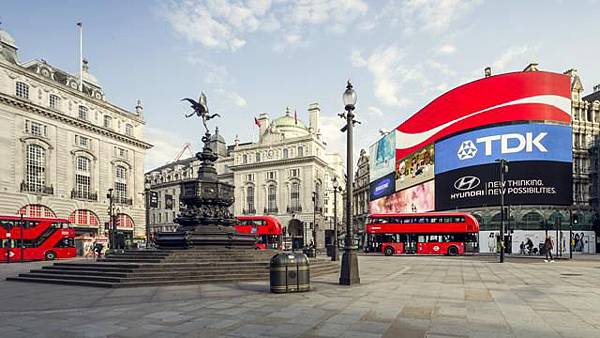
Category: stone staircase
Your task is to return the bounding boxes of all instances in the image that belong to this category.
[7,248,340,288]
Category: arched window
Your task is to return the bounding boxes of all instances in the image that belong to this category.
[16,81,29,99]
[19,204,55,218]
[283,148,289,159]
[68,209,99,227]
[297,146,304,157]
[242,154,248,164]
[256,152,261,162]
[74,156,92,199]
[115,165,128,203]
[25,144,46,192]
[125,124,133,136]
[267,184,277,213]
[246,186,255,213]
[116,213,134,228]
[290,182,300,212]
[103,115,112,128]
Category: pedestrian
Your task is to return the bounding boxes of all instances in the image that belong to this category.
[91,240,98,259]
[488,233,496,254]
[544,236,554,262]
[526,238,534,255]
[519,241,526,255]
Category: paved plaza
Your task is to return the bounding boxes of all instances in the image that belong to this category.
[1,255,600,338]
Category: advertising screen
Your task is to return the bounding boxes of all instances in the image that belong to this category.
[369,180,434,213]
[369,172,395,201]
[435,161,572,210]
[396,143,434,191]
[435,123,572,174]
[369,131,396,181]
[394,71,571,161]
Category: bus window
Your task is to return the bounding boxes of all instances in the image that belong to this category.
[418,235,427,243]
[0,220,14,230]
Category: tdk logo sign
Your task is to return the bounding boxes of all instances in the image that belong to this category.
[457,132,548,160]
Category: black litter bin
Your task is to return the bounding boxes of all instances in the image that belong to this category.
[270,253,310,293]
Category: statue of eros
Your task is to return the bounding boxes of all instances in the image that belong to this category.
[182,92,221,133]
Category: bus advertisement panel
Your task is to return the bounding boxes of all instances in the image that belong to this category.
[369,131,396,182]
[396,143,434,191]
[435,161,572,210]
[435,123,572,175]
[369,180,434,214]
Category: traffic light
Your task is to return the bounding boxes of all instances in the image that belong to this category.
[573,214,579,225]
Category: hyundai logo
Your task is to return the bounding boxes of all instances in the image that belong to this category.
[454,176,481,191]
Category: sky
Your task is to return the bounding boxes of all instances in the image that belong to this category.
[2,0,599,170]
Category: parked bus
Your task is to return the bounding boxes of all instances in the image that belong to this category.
[234,215,283,250]
[0,215,76,262]
[366,212,479,256]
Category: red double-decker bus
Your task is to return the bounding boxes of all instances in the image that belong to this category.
[0,215,77,262]
[366,212,479,256]
[234,215,283,250]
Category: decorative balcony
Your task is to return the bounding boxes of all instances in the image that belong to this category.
[71,189,98,201]
[287,205,303,213]
[264,207,279,214]
[114,197,133,205]
[20,182,53,195]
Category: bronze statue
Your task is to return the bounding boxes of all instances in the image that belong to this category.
[182,92,221,133]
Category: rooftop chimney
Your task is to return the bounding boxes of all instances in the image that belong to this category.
[484,67,491,77]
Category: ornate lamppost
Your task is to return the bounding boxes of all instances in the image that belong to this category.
[107,188,114,253]
[495,159,508,263]
[144,178,152,249]
[339,81,360,285]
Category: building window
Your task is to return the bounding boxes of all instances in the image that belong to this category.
[49,94,61,109]
[74,156,91,200]
[268,184,277,212]
[78,106,88,120]
[25,144,46,191]
[242,154,248,164]
[256,152,261,162]
[103,115,112,128]
[125,124,133,136]
[25,120,47,137]
[75,135,90,148]
[68,210,99,226]
[283,148,289,159]
[114,146,128,159]
[16,82,29,99]
[247,186,254,212]
[266,171,276,180]
[291,182,300,211]
[297,146,304,157]
[290,168,300,178]
[246,174,254,181]
[115,165,128,203]
[20,204,55,218]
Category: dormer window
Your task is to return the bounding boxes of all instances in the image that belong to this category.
[16,82,29,99]
[78,106,88,120]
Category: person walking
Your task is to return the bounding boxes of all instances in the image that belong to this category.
[544,236,554,262]
[519,241,526,255]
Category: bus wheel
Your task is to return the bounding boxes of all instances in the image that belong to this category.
[447,246,458,256]
[44,251,57,261]
[384,246,395,256]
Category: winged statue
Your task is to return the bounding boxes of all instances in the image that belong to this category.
[182,92,221,133]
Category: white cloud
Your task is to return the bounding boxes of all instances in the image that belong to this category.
[492,45,531,71]
[217,89,248,107]
[145,127,189,170]
[319,115,346,157]
[161,0,369,52]
[367,106,384,116]
[439,44,457,54]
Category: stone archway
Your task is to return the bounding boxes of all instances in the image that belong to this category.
[288,219,304,249]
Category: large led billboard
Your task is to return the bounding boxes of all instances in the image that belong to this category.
[435,123,572,174]
[369,180,434,213]
[394,72,571,161]
[369,131,396,181]
[396,143,434,191]
[435,161,572,210]
[369,172,395,201]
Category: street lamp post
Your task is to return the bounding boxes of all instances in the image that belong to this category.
[312,191,317,250]
[144,179,151,249]
[332,177,341,261]
[107,188,114,253]
[495,159,508,263]
[19,210,24,263]
[339,80,360,285]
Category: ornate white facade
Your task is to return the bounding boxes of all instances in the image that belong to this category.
[0,28,151,252]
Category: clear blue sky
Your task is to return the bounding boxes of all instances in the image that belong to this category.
[2,0,599,169]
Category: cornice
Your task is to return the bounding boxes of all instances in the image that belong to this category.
[229,155,329,171]
[0,93,152,150]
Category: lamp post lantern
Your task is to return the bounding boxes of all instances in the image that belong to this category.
[339,80,360,285]
[144,179,152,249]
[332,177,341,261]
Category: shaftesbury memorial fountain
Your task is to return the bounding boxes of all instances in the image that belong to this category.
[155,92,256,249]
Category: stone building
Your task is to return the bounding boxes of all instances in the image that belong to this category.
[0,27,151,253]
[144,128,239,234]
[352,148,370,240]
[230,105,344,250]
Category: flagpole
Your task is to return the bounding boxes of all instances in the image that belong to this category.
[77,22,83,91]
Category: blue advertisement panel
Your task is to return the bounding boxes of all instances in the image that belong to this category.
[369,131,396,182]
[435,123,572,174]
[369,172,395,201]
